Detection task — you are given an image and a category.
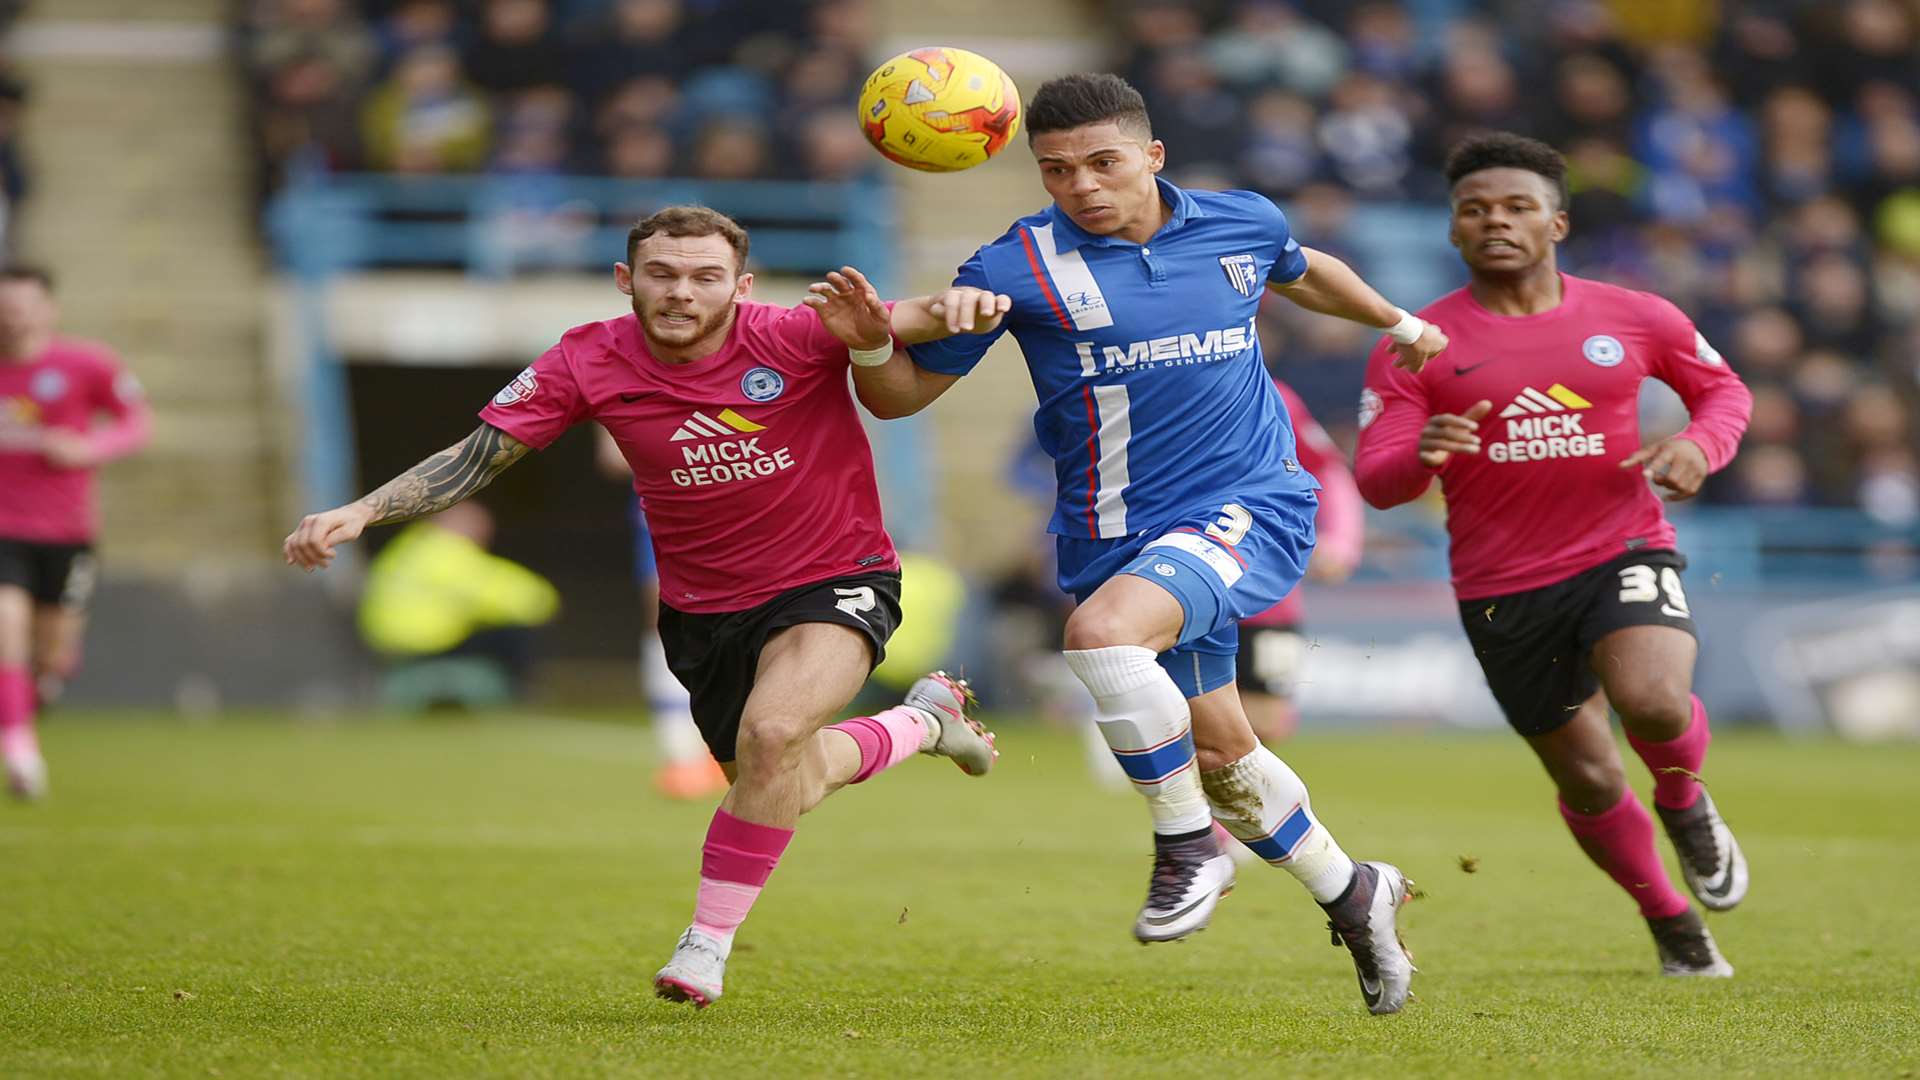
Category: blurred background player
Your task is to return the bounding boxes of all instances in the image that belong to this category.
[1355,133,1753,977]
[1237,377,1363,742]
[0,267,149,799]
[287,207,998,1009]
[594,426,726,798]
[834,73,1445,1014]
[356,500,559,708]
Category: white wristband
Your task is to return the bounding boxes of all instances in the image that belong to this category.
[848,342,893,367]
[1384,308,1425,345]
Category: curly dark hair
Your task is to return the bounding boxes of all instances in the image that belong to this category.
[1443,132,1568,209]
[1026,73,1152,141]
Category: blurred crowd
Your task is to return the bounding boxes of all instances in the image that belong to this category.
[0,2,30,258]
[237,0,878,197]
[1119,0,1920,520]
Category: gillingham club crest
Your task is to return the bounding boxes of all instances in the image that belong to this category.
[741,366,785,402]
[1582,334,1625,367]
[1219,253,1260,297]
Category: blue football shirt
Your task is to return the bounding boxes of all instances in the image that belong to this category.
[909,177,1317,539]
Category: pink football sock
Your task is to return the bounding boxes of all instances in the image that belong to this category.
[691,808,794,945]
[0,666,36,760]
[1559,790,1690,919]
[828,706,928,784]
[1626,695,1711,810]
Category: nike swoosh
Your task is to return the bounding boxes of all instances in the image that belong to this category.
[1453,361,1489,376]
[620,392,645,403]
[1141,892,1211,926]
[1359,973,1383,1006]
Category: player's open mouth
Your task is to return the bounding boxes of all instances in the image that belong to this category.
[658,312,697,325]
[1078,206,1112,219]
[1480,239,1521,253]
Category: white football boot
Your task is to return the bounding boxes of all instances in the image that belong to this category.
[904,672,997,776]
[1133,830,1236,943]
[1656,790,1749,911]
[1647,908,1735,977]
[5,749,47,802]
[653,928,729,1008]
[1321,861,1417,1014]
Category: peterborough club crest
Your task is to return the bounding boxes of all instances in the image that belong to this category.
[1219,253,1260,297]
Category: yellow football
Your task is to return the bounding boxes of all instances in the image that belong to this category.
[857,47,1022,173]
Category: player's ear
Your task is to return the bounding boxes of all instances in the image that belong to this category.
[734,271,754,302]
[1146,139,1165,174]
[1550,209,1571,244]
[614,262,634,296]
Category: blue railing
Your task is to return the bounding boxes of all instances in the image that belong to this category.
[264,172,934,546]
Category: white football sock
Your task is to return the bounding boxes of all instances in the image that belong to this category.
[1063,645,1212,836]
[1202,745,1356,903]
[643,632,704,764]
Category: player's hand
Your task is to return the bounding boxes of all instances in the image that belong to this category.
[1305,548,1357,584]
[803,265,894,351]
[1391,322,1449,373]
[40,430,97,470]
[927,286,1011,336]
[1417,399,1491,469]
[284,503,374,571]
[1620,436,1709,500]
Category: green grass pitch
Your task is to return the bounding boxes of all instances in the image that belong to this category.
[2,715,1916,1078]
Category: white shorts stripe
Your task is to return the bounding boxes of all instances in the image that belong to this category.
[1145,532,1245,589]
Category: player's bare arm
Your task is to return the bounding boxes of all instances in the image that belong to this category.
[804,265,990,419]
[1619,436,1710,500]
[1418,399,1493,468]
[1269,247,1449,372]
[283,423,530,570]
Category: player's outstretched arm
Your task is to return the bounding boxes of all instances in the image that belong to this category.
[283,423,530,571]
[805,265,983,419]
[1269,247,1448,372]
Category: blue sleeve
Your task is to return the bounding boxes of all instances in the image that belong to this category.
[1266,205,1309,285]
[905,249,1008,377]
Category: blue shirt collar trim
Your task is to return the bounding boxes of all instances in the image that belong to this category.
[1046,176,1207,253]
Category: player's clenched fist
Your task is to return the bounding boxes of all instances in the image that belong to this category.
[1418,399,1491,468]
[927,286,1010,335]
[1620,436,1709,500]
[284,504,374,571]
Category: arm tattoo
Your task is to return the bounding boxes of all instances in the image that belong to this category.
[356,424,531,526]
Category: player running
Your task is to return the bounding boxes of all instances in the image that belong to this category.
[1236,379,1363,743]
[814,73,1446,1014]
[283,207,998,1008]
[1354,133,1753,977]
[0,267,151,800]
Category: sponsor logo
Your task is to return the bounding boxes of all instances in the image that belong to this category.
[740,366,785,402]
[492,367,537,406]
[30,370,67,402]
[1582,334,1625,367]
[1153,563,1177,577]
[1063,289,1107,323]
[1488,383,1607,462]
[1452,360,1490,376]
[666,407,797,488]
[1694,330,1724,366]
[1074,317,1257,377]
[1358,388,1383,431]
[1218,253,1260,297]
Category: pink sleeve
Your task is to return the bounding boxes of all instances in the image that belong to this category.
[1644,297,1751,473]
[477,341,588,449]
[1352,339,1440,508]
[85,354,152,461]
[770,301,899,371]
[1277,380,1363,568]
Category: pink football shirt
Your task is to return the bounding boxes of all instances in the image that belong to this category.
[480,301,899,614]
[1243,378,1364,627]
[1354,274,1752,600]
[0,338,150,544]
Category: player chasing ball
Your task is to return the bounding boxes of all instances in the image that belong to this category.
[825,71,1447,1014]
[0,268,151,800]
[1354,133,1753,976]
[284,207,999,1008]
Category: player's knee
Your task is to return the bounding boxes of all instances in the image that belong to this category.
[1062,604,1144,652]
[1555,756,1628,814]
[733,713,814,772]
[1608,680,1691,741]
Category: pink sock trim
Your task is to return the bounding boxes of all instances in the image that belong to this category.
[1560,790,1690,919]
[830,706,926,784]
[0,667,34,759]
[1627,695,1711,810]
[691,809,794,941]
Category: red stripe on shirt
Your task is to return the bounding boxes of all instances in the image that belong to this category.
[1018,226,1074,331]
[1080,385,1102,538]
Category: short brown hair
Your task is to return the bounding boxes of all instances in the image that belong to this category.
[0,265,54,290]
[627,206,750,273]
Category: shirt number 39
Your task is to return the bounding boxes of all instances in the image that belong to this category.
[1617,564,1691,620]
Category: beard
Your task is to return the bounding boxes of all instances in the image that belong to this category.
[635,297,735,353]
